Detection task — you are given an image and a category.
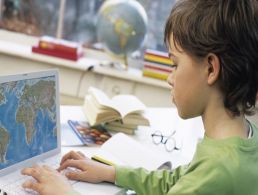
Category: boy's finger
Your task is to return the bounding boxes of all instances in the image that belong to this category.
[42,165,57,172]
[58,159,85,172]
[65,172,85,181]
[77,151,86,158]
[21,168,41,181]
[60,151,82,164]
[22,181,40,193]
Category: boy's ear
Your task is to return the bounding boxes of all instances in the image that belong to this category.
[206,53,220,85]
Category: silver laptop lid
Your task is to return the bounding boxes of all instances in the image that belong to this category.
[0,69,61,176]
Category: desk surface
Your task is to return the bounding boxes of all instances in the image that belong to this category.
[60,105,204,195]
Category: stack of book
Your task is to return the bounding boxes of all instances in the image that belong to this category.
[142,49,173,80]
[32,36,83,61]
[82,87,150,134]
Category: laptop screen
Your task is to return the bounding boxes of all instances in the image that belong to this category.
[0,70,60,174]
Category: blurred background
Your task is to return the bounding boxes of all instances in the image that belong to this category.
[0,0,175,51]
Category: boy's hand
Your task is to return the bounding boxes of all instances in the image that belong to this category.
[58,151,116,184]
[21,164,75,195]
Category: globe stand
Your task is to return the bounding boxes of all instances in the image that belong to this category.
[122,54,129,70]
[100,51,129,71]
[110,53,128,71]
[99,56,128,71]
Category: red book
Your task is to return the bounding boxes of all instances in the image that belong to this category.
[143,64,172,73]
[145,49,169,58]
[38,36,82,55]
[39,41,78,54]
[32,46,83,61]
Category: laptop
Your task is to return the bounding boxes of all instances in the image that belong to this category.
[0,70,123,195]
[0,69,65,194]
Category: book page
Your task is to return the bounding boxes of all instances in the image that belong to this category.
[84,95,120,125]
[88,87,115,109]
[111,95,146,117]
[122,112,150,126]
[92,133,171,170]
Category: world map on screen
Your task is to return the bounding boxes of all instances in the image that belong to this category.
[0,76,57,169]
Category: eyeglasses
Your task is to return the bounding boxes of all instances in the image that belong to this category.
[151,130,180,152]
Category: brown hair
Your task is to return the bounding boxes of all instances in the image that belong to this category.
[164,0,258,116]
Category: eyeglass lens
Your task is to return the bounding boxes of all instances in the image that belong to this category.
[152,131,162,144]
[165,137,176,152]
[151,131,179,152]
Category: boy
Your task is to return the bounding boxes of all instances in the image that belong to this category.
[21,0,258,194]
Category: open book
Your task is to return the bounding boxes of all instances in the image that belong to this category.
[92,133,172,170]
[83,87,150,126]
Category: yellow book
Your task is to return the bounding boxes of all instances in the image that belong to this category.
[144,54,172,65]
[142,69,169,80]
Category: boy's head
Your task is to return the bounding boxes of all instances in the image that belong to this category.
[164,0,258,116]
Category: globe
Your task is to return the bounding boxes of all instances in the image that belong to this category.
[96,0,148,59]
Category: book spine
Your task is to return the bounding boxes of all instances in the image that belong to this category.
[67,120,85,144]
[32,46,82,61]
[143,64,172,73]
[145,49,169,58]
[143,66,171,75]
[143,59,172,68]
[144,54,172,65]
[39,40,79,54]
[142,69,169,80]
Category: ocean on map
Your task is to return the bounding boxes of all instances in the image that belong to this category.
[0,77,57,169]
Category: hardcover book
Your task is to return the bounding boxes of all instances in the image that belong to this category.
[32,46,83,61]
[32,36,83,61]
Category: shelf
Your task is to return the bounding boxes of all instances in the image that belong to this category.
[0,29,172,107]
[0,29,170,89]
[93,66,169,89]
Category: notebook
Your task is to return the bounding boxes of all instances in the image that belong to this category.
[0,70,66,194]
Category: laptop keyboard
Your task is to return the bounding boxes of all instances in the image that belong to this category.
[0,156,78,195]
[0,174,36,195]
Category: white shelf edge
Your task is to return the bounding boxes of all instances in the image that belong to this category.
[0,29,170,89]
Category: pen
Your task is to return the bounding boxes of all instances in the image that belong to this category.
[91,156,115,166]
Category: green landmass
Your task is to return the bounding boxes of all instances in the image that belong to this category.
[114,18,132,49]
[16,80,56,144]
[0,92,4,105]
[6,81,17,92]
[0,86,5,105]
[0,82,18,105]
[0,127,10,163]
[21,80,55,111]
[16,106,35,144]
